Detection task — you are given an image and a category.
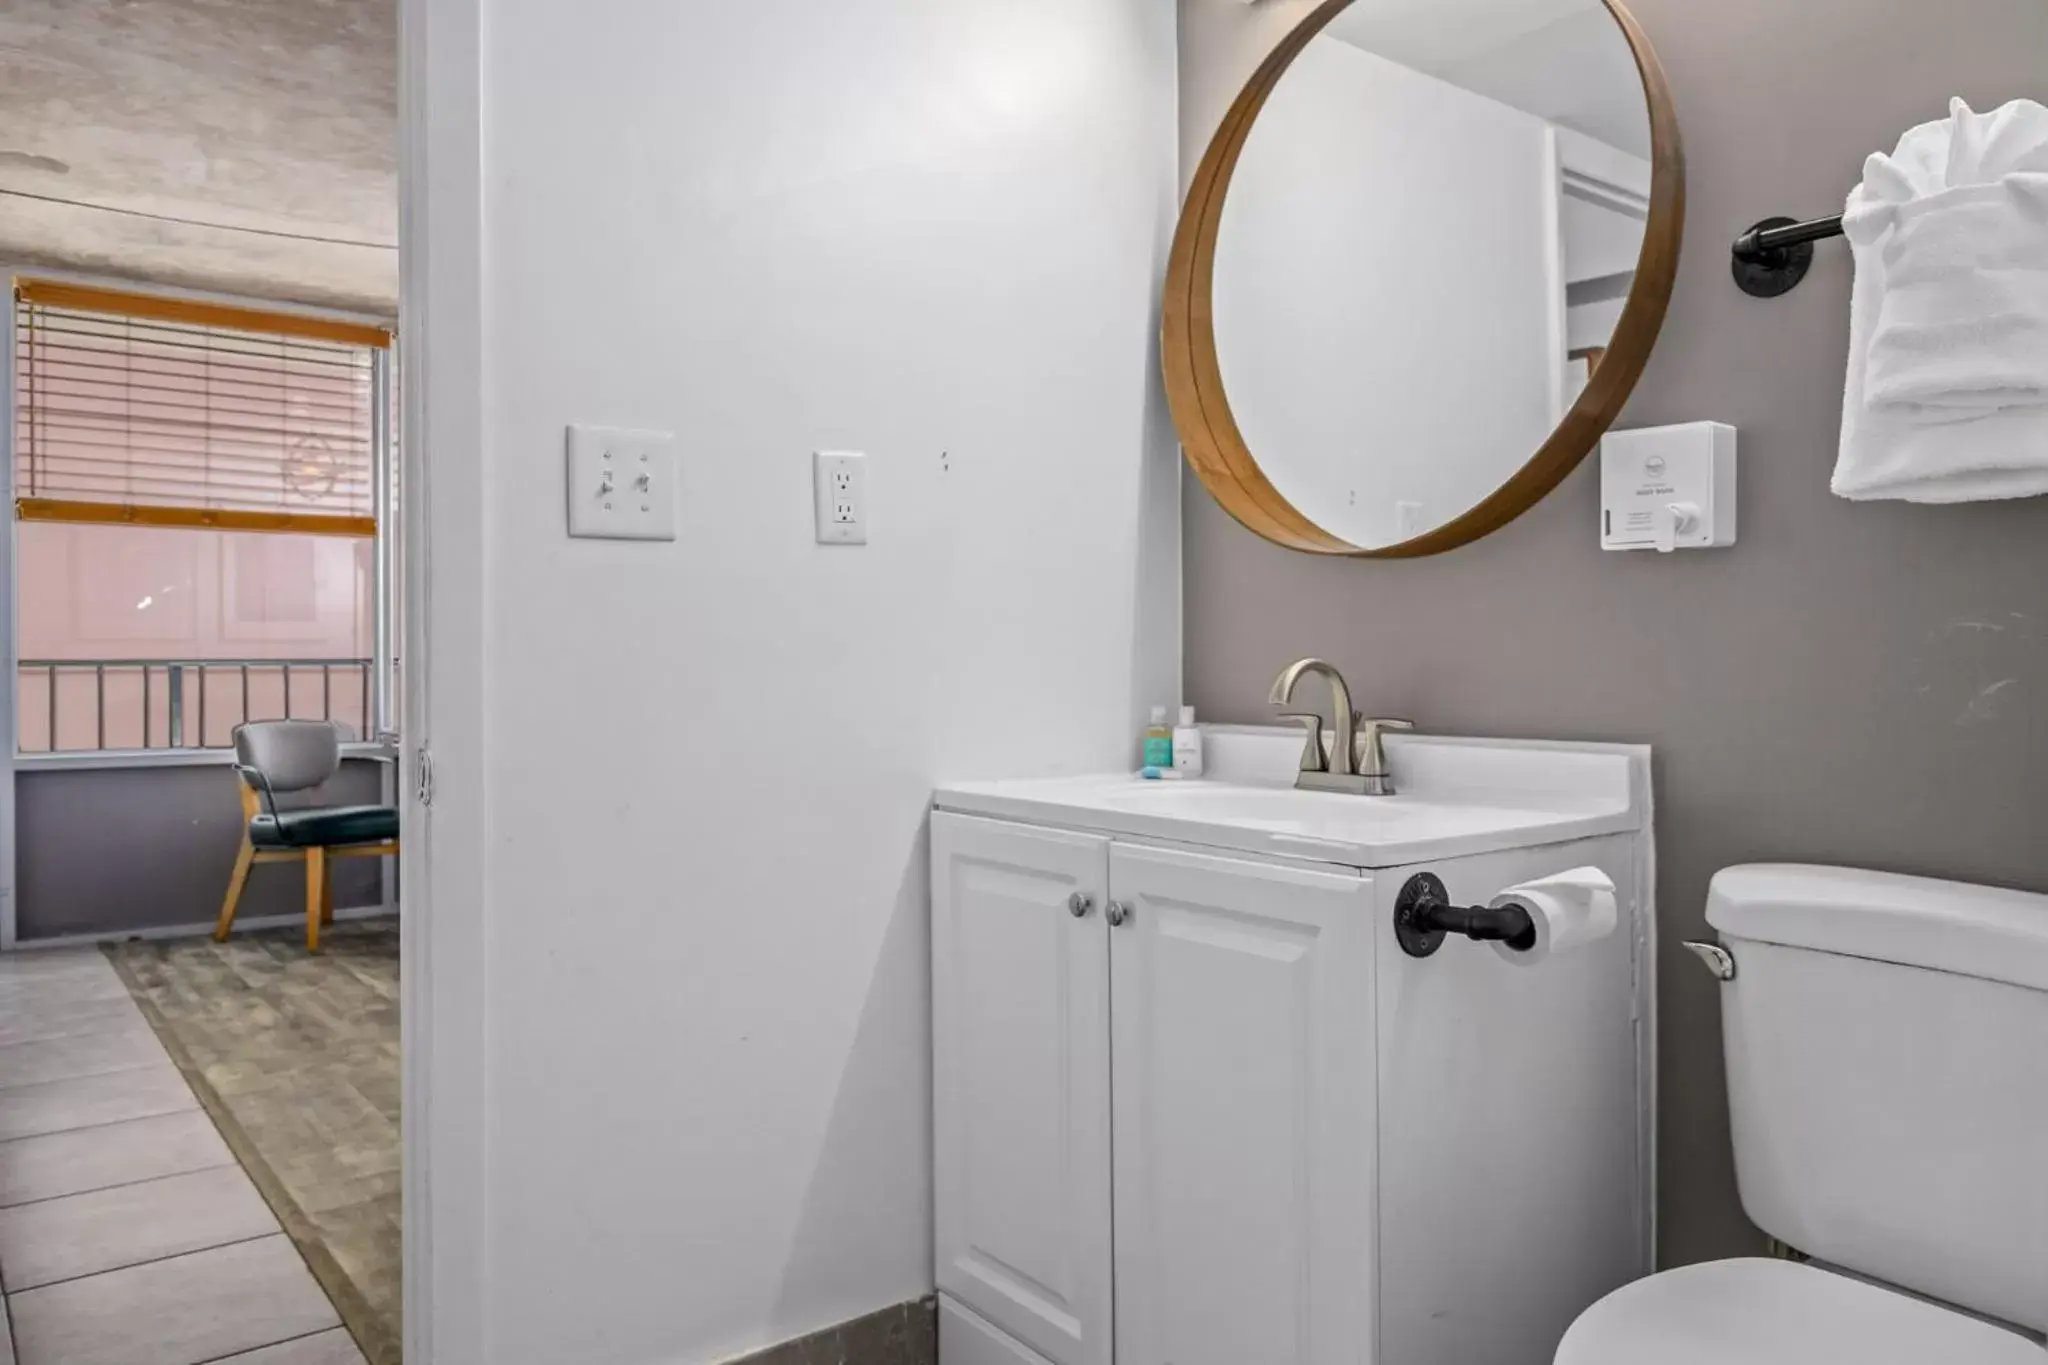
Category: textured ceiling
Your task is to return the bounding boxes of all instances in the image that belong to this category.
[1326,0,1651,156]
[1326,0,1591,71]
[0,0,396,313]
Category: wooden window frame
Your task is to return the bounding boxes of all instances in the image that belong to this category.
[12,277,391,537]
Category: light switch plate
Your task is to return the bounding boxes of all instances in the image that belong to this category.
[566,425,678,541]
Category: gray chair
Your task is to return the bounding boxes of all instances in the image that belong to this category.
[215,720,400,951]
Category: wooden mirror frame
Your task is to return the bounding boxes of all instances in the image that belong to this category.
[1162,0,1684,557]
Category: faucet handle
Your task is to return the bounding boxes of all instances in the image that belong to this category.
[1276,712,1327,774]
[1351,716,1415,780]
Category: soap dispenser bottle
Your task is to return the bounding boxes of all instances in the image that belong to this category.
[1172,705,1204,777]
[1143,705,1174,771]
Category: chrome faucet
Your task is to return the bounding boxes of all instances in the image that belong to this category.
[1268,658,1413,796]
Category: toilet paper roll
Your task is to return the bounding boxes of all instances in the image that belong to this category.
[1489,866,1618,966]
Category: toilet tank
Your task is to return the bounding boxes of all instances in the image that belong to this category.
[1706,864,2048,1335]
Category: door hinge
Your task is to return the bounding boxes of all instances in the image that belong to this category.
[415,745,434,808]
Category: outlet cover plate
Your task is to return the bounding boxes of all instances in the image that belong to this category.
[567,425,678,541]
[813,450,868,545]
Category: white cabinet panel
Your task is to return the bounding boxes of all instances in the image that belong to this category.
[1108,843,1375,1365]
[1373,837,1646,1365]
[940,1294,1060,1365]
[932,813,1112,1365]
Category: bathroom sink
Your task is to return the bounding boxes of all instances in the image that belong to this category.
[1090,779,1438,821]
[936,725,1646,868]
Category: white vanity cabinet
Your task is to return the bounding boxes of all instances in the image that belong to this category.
[933,816,1375,1365]
[931,730,1655,1365]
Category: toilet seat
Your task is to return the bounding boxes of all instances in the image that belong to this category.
[1556,1258,2047,1364]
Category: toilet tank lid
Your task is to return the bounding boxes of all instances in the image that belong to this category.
[1707,864,2048,993]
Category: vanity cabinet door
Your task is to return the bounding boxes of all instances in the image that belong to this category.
[932,813,1113,1365]
[1108,844,1376,1365]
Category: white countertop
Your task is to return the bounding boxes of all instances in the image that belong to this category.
[935,728,1647,869]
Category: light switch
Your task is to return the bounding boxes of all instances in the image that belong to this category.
[566,425,678,541]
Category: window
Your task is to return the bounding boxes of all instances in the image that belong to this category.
[11,279,396,754]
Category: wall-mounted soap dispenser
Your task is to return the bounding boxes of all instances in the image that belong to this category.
[1601,422,1738,553]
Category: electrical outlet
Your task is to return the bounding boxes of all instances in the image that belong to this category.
[813,450,868,545]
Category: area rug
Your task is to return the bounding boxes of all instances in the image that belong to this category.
[104,919,401,1365]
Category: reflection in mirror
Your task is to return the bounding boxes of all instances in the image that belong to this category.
[1212,0,1654,550]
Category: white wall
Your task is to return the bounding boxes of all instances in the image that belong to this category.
[1562,193,1647,282]
[1213,37,1559,548]
[409,2,1180,1363]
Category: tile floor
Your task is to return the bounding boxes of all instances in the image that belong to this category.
[0,946,363,1365]
[105,921,403,1364]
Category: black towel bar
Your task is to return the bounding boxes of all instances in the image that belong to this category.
[1731,214,1846,297]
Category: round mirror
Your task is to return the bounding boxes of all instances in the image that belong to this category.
[1164,0,1683,556]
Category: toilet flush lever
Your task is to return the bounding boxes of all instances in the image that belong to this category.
[1683,941,1737,981]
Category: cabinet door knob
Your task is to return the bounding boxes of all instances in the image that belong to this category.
[1068,892,1095,919]
[1106,900,1131,928]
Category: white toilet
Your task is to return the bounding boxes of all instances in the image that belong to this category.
[1558,863,2048,1363]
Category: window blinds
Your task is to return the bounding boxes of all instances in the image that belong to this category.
[12,280,391,537]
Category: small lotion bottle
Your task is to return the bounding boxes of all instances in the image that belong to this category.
[1172,706,1205,777]
[1143,705,1174,772]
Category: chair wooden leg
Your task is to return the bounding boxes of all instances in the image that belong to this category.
[320,857,336,926]
[215,837,257,942]
[306,846,328,953]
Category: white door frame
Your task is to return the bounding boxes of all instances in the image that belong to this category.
[399,0,490,1356]
[2,294,16,950]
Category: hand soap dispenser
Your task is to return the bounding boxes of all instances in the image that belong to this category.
[1600,423,1737,553]
[1173,706,1205,778]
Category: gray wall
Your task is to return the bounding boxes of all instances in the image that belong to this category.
[1180,0,2048,1266]
[17,759,388,941]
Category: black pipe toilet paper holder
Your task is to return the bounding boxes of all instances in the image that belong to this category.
[1394,872,1538,959]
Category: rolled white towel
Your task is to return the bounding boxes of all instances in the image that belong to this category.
[1834,98,2048,503]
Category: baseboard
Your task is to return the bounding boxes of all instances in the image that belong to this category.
[10,904,399,951]
[937,1296,1056,1365]
[719,1297,937,1365]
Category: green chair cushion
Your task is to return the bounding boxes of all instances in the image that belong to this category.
[251,804,399,850]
